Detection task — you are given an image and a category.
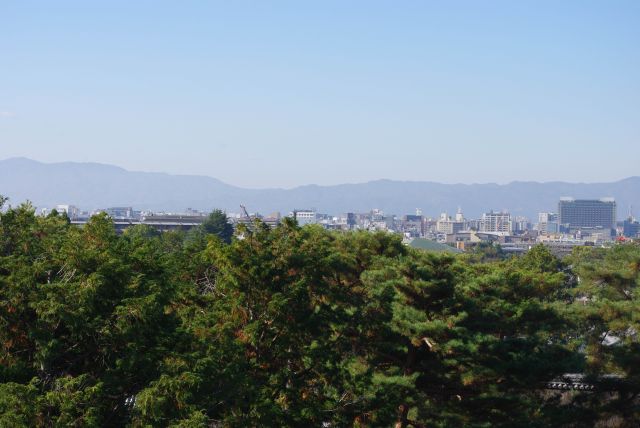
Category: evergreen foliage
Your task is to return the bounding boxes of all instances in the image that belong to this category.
[0,199,638,426]
[200,210,234,244]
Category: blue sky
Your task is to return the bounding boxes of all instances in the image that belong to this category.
[1,1,638,188]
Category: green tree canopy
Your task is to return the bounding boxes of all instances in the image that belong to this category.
[0,199,638,426]
[200,210,233,243]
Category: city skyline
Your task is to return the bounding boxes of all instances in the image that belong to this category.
[2,1,639,187]
[1,157,638,221]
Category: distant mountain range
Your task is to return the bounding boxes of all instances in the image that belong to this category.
[1,157,638,220]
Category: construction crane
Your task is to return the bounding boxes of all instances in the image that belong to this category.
[239,204,254,235]
[240,204,251,223]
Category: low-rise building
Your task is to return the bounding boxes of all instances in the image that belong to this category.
[294,209,317,226]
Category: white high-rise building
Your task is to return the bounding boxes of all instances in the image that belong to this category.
[480,211,512,234]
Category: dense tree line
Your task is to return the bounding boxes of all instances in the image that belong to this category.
[0,199,639,427]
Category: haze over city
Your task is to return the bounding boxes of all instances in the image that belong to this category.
[2,1,639,188]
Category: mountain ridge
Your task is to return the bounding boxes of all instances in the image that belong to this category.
[1,158,638,219]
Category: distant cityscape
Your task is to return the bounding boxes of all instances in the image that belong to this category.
[42,196,640,257]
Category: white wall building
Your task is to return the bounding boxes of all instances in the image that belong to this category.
[480,211,512,234]
[55,204,80,220]
[294,210,317,226]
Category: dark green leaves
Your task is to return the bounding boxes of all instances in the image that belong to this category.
[0,201,638,426]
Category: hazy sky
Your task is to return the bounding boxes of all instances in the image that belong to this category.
[1,1,638,188]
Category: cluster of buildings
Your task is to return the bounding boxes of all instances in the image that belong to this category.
[42,197,640,255]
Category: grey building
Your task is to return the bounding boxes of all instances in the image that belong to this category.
[558,198,616,231]
[401,214,424,237]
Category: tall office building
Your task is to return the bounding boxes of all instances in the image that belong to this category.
[558,198,616,231]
